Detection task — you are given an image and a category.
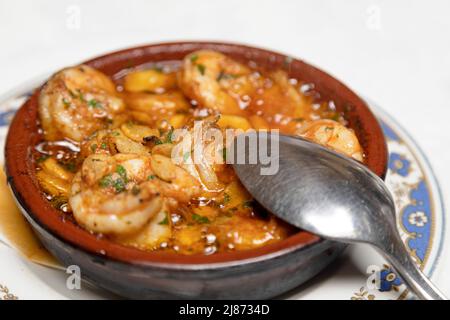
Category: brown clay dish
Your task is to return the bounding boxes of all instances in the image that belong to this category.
[5,42,387,299]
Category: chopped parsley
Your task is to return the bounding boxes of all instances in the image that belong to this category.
[100,142,108,150]
[116,165,128,182]
[164,129,174,143]
[147,175,156,181]
[197,64,206,75]
[183,151,190,162]
[99,174,113,188]
[144,135,163,145]
[62,98,71,107]
[158,213,169,225]
[98,167,128,194]
[112,178,126,193]
[192,213,210,224]
[90,144,98,152]
[223,193,231,204]
[190,54,198,63]
[88,99,103,109]
[76,89,86,102]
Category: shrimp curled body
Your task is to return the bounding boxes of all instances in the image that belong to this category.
[69,153,201,236]
[69,154,162,235]
[177,50,250,115]
[39,65,125,142]
[297,119,363,161]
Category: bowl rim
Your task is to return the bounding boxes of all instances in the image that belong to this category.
[4,41,388,267]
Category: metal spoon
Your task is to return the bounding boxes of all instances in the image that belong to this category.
[231,132,446,300]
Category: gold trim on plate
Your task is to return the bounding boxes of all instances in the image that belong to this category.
[0,284,18,300]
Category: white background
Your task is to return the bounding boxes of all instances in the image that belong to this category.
[0,0,449,297]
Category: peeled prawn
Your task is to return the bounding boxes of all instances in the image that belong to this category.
[297,119,363,161]
[114,200,172,250]
[39,65,125,142]
[177,50,250,115]
[69,154,162,235]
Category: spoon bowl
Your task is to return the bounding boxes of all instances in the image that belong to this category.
[232,131,446,300]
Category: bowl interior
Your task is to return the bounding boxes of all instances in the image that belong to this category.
[5,41,388,266]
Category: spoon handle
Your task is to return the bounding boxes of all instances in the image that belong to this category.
[375,228,446,300]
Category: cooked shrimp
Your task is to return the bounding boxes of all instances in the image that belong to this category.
[70,150,202,236]
[69,154,162,235]
[177,50,250,115]
[297,119,363,161]
[113,200,172,250]
[39,65,125,142]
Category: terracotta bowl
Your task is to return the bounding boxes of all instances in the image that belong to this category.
[5,42,388,299]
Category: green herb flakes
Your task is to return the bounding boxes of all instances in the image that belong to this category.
[99,174,113,188]
[88,99,103,109]
[190,54,198,63]
[165,129,174,143]
[192,213,210,224]
[197,64,206,75]
[158,213,169,225]
[62,98,71,107]
[116,165,128,182]
[113,178,126,193]
[223,193,231,204]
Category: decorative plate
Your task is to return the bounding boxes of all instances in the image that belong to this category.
[0,82,446,300]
